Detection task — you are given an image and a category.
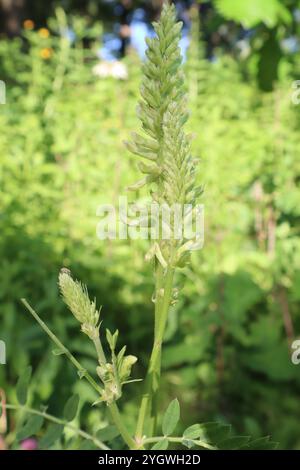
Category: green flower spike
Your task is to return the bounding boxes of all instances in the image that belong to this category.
[58,268,101,340]
[125,2,202,269]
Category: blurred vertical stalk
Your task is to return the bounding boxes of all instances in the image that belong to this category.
[136,263,175,442]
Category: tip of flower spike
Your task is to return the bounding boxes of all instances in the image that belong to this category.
[60,267,71,276]
[58,269,101,338]
[58,268,72,292]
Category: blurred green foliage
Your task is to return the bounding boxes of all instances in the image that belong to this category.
[0,6,300,449]
[213,0,292,28]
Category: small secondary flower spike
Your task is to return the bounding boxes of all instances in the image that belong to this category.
[58,268,101,340]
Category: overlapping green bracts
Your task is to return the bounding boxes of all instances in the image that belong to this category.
[58,269,100,339]
[125,3,201,267]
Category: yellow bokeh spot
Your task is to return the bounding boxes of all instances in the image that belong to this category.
[40,48,53,59]
[23,19,35,30]
[38,28,50,39]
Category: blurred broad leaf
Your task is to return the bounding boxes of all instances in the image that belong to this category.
[39,423,64,449]
[196,422,231,443]
[96,425,120,442]
[243,437,278,450]
[80,440,97,450]
[214,0,291,27]
[218,436,250,449]
[257,30,282,92]
[17,414,44,441]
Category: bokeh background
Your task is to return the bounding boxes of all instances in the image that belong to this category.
[1,0,300,450]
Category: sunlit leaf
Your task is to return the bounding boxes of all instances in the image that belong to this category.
[183,423,204,440]
[214,0,291,28]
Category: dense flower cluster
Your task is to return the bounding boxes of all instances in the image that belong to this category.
[125,3,202,268]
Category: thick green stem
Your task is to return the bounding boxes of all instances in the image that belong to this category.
[92,335,106,365]
[136,265,175,441]
[108,402,136,449]
[154,263,164,337]
[2,403,109,450]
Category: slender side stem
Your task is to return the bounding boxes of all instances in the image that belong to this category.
[136,266,175,441]
[108,402,136,449]
[1,403,109,450]
[21,299,102,394]
[144,435,216,450]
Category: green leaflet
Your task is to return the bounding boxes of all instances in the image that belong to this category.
[162,398,180,436]
[39,423,64,449]
[96,425,120,442]
[183,423,205,440]
[63,394,80,422]
[152,438,169,450]
[17,414,44,441]
[16,366,32,406]
[218,436,251,450]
